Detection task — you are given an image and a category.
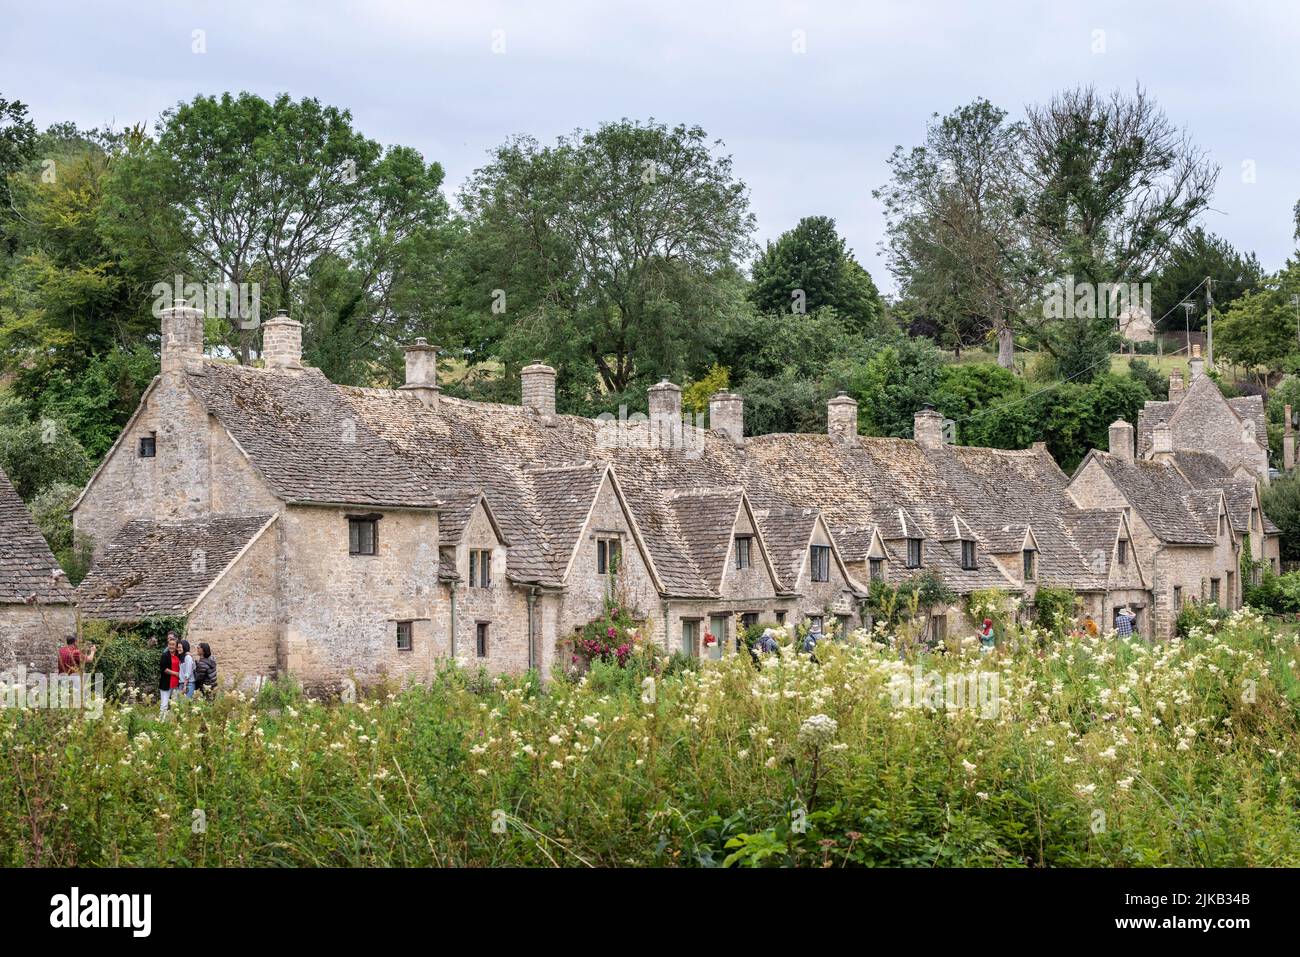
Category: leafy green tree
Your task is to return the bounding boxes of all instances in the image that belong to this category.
[1214,261,1300,384]
[683,363,729,415]
[0,414,90,499]
[1031,373,1152,471]
[27,480,93,584]
[933,363,1035,448]
[108,92,449,371]
[456,120,755,401]
[1150,227,1261,334]
[749,215,885,335]
[1262,474,1300,562]
[877,99,1037,368]
[0,94,37,215]
[1020,86,1217,381]
[832,335,944,438]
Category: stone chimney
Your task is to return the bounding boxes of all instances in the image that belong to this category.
[913,406,945,450]
[1151,421,1173,460]
[1168,368,1185,404]
[1189,343,1205,380]
[709,392,744,446]
[521,360,556,416]
[400,338,440,408]
[648,380,682,429]
[160,298,205,374]
[1109,419,1134,462]
[827,392,859,444]
[262,310,303,371]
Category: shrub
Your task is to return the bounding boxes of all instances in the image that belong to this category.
[1175,598,1225,638]
[1033,585,1078,637]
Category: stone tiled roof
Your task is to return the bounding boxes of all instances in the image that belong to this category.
[0,466,74,604]
[1227,396,1267,445]
[184,364,438,507]
[1136,401,1177,456]
[1169,450,1233,487]
[1085,452,1214,545]
[74,515,274,620]
[755,506,820,592]
[166,358,1223,602]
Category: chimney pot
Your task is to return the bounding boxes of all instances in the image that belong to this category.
[401,339,440,408]
[709,392,744,446]
[262,311,304,371]
[913,407,945,449]
[1108,419,1134,462]
[828,391,859,444]
[160,298,206,374]
[520,360,556,416]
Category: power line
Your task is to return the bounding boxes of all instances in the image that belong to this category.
[949,276,1210,426]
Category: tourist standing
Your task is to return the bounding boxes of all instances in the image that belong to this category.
[159,633,181,716]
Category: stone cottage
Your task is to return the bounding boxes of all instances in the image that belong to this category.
[69,304,1282,685]
[0,465,76,668]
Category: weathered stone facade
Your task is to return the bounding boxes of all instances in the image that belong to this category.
[1,465,76,669]
[67,307,1286,686]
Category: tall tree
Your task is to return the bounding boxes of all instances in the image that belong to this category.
[1150,227,1261,334]
[749,215,885,334]
[0,95,37,221]
[456,120,755,401]
[876,99,1036,369]
[1019,85,1218,380]
[108,92,449,372]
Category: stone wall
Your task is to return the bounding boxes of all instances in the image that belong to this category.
[277,504,441,690]
[447,502,531,674]
[184,520,280,688]
[0,603,77,670]
[73,374,281,557]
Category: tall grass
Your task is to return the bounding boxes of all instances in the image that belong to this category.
[2,609,1297,867]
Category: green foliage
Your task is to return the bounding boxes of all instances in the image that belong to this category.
[1262,474,1300,562]
[1032,585,1078,638]
[456,119,755,399]
[749,215,885,335]
[4,612,1297,866]
[1151,228,1262,333]
[1215,265,1300,381]
[80,618,184,696]
[26,481,94,584]
[0,412,91,499]
[1175,599,1226,638]
[682,363,729,415]
[834,334,944,438]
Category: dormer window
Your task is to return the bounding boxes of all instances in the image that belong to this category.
[469,549,492,588]
[960,540,977,570]
[810,545,831,582]
[734,535,752,570]
[1023,548,1037,581]
[1219,513,1227,537]
[597,537,621,575]
[906,538,922,569]
[1117,538,1128,566]
[869,557,884,582]
[1251,507,1260,531]
[138,433,156,458]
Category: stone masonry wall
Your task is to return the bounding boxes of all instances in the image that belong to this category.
[0,604,77,671]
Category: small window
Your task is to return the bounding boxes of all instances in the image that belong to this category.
[869,558,884,582]
[1117,538,1128,566]
[1251,507,1260,531]
[734,536,752,570]
[681,619,700,656]
[1210,577,1221,604]
[1173,585,1183,612]
[932,614,948,641]
[775,610,787,625]
[906,538,922,569]
[597,537,621,575]
[961,540,977,570]
[740,612,759,630]
[1219,514,1227,537]
[475,622,489,657]
[1022,548,1037,580]
[349,518,378,556]
[810,545,831,582]
[138,433,157,458]
[469,549,492,588]
[396,621,413,651]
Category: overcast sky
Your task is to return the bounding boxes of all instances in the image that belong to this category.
[3,0,1298,293]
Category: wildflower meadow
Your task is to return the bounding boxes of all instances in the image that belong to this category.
[2,608,1297,867]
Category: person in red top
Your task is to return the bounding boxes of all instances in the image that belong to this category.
[159,632,181,717]
[57,635,94,696]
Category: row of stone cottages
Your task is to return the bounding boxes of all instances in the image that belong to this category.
[0,305,1280,686]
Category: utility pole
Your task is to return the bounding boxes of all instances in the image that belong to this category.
[1292,293,1300,346]
[1181,301,1196,356]
[1205,276,1214,368]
